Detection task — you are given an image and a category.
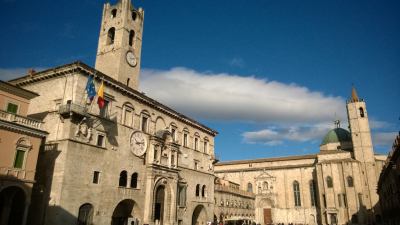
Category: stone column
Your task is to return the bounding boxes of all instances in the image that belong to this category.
[143,172,155,225]
[168,178,178,225]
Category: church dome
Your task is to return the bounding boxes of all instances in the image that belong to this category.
[321,128,352,145]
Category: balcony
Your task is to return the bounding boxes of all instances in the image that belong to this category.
[0,110,43,129]
[58,102,88,117]
[215,184,256,198]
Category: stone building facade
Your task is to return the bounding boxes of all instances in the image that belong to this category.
[0,81,47,225]
[377,132,400,225]
[214,178,256,224]
[215,88,386,225]
[8,1,217,225]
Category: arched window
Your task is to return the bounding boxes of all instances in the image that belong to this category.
[77,203,93,225]
[107,27,115,45]
[111,9,117,18]
[359,107,365,117]
[194,133,200,151]
[263,181,268,190]
[132,10,137,21]
[201,185,207,197]
[130,173,138,188]
[119,170,127,187]
[347,176,354,187]
[247,183,253,193]
[326,176,333,188]
[183,128,189,147]
[195,184,200,197]
[203,137,209,153]
[309,180,316,207]
[129,30,135,47]
[293,181,301,206]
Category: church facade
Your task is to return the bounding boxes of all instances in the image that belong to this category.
[214,89,386,225]
[9,1,217,225]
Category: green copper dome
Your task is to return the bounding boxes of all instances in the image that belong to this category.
[321,128,352,145]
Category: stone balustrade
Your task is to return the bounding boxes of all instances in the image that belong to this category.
[0,167,36,181]
[0,110,43,129]
[215,184,255,198]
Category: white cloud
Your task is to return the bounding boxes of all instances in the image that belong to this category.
[0,67,47,81]
[141,67,346,123]
[372,132,398,147]
[242,123,333,146]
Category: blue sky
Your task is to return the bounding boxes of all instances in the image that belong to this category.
[0,0,399,161]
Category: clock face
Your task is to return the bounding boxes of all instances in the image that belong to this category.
[126,51,137,67]
[130,131,147,156]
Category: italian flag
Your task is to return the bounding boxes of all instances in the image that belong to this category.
[97,81,105,108]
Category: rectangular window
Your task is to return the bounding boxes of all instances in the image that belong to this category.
[7,103,18,114]
[343,194,348,208]
[99,99,109,118]
[178,186,186,207]
[194,161,198,170]
[97,134,105,147]
[124,108,133,127]
[194,138,198,150]
[204,141,208,153]
[171,128,176,141]
[183,133,188,147]
[338,194,342,207]
[141,116,148,132]
[323,194,327,208]
[93,171,100,184]
[13,150,25,168]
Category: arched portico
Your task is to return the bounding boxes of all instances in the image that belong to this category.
[192,205,207,225]
[111,199,136,225]
[0,186,27,225]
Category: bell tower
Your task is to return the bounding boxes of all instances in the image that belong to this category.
[95,0,144,90]
[346,86,375,162]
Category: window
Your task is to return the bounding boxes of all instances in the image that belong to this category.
[326,176,333,188]
[322,194,327,207]
[130,173,138,188]
[99,99,109,118]
[13,138,31,169]
[96,134,105,147]
[359,107,365,117]
[293,181,301,207]
[338,194,342,207]
[6,102,18,114]
[141,115,148,132]
[309,180,316,207]
[343,194,348,208]
[194,161,198,170]
[111,9,117,18]
[194,137,199,150]
[171,128,176,141]
[183,132,188,147]
[77,203,93,225]
[201,185,207,197]
[347,176,354,187]
[203,138,208,153]
[132,10,137,21]
[107,27,115,45]
[119,171,127,187]
[129,30,135,47]
[93,171,100,184]
[123,104,134,127]
[13,149,26,169]
[178,185,186,207]
[195,184,200,197]
[358,193,363,206]
[247,183,253,193]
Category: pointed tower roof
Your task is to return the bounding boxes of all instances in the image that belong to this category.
[351,86,359,102]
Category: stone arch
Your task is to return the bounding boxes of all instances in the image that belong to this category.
[192,204,208,225]
[153,177,174,225]
[155,117,167,134]
[111,199,137,225]
[77,203,93,225]
[258,197,275,208]
[0,186,27,225]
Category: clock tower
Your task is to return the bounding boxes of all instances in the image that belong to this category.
[95,0,144,90]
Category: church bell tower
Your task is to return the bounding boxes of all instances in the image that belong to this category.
[346,86,375,162]
[95,0,144,90]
